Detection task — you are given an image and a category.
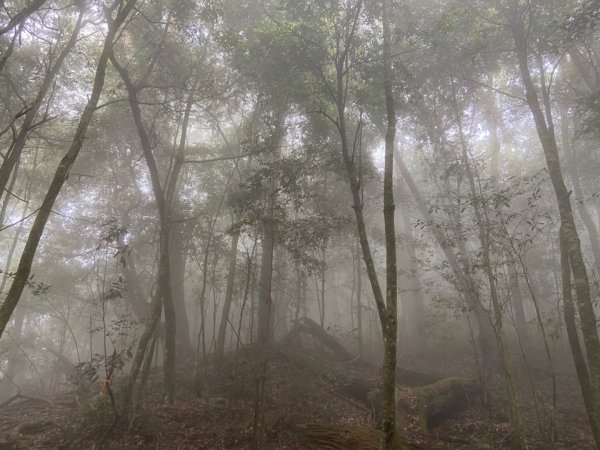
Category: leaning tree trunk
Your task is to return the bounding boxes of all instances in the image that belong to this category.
[509,5,600,445]
[0,0,47,37]
[109,37,177,403]
[394,152,495,377]
[452,83,523,448]
[482,87,530,348]
[0,1,138,340]
[560,104,600,269]
[0,9,84,206]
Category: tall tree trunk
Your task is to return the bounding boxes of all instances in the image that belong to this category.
[215,219,240,367]
[0,1,138,339]
[0,159,19,227]
[509,5,600,445]
[256,185,275,352]
[118,209,151,321]
[396,202,426,350]
[382,1,399,446]
[561,104,600,268]
[109,33,177,403]
[0,169,31,296]
[508,264,529,347]
[256,108,286,354]
[355,239,363,355]
[5,304,25,380]
[482,86,530,348]
[169,222,192,357]
[165,93,195,359]
[319,245,326,328]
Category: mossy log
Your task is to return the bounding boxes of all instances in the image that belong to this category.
[416,377,480,432]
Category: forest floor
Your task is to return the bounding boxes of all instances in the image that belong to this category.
[0,338,594,449]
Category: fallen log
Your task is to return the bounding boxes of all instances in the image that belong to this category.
[279,318,479,431]
[416,377,481,432]
[280,317,354,362]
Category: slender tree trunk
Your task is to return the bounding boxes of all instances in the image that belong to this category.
[0,160,19,227]
[118,210,151,321]
[382,1,399,446]
[169,222,192,357]
[452,82,523,448]
[396,201,426,350]
[166,93,195,359]
[0,181,30,296]
[509,264,529,347]
[319,246,326,327]
[257,190,276,353]
[216,221,240,367]
[256,109,286,354]
[125,290,162,409]
[561,104,600,268]
[254,108,286,449]
[355,240,363,355]
[109,36,177,403]
[0,24,21,76]
[394,152,495,375]
[509,6,600,444]
[0,1,137,339]
[6,304,25,380]
[237,247,255,352]
[482,86,530,349]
